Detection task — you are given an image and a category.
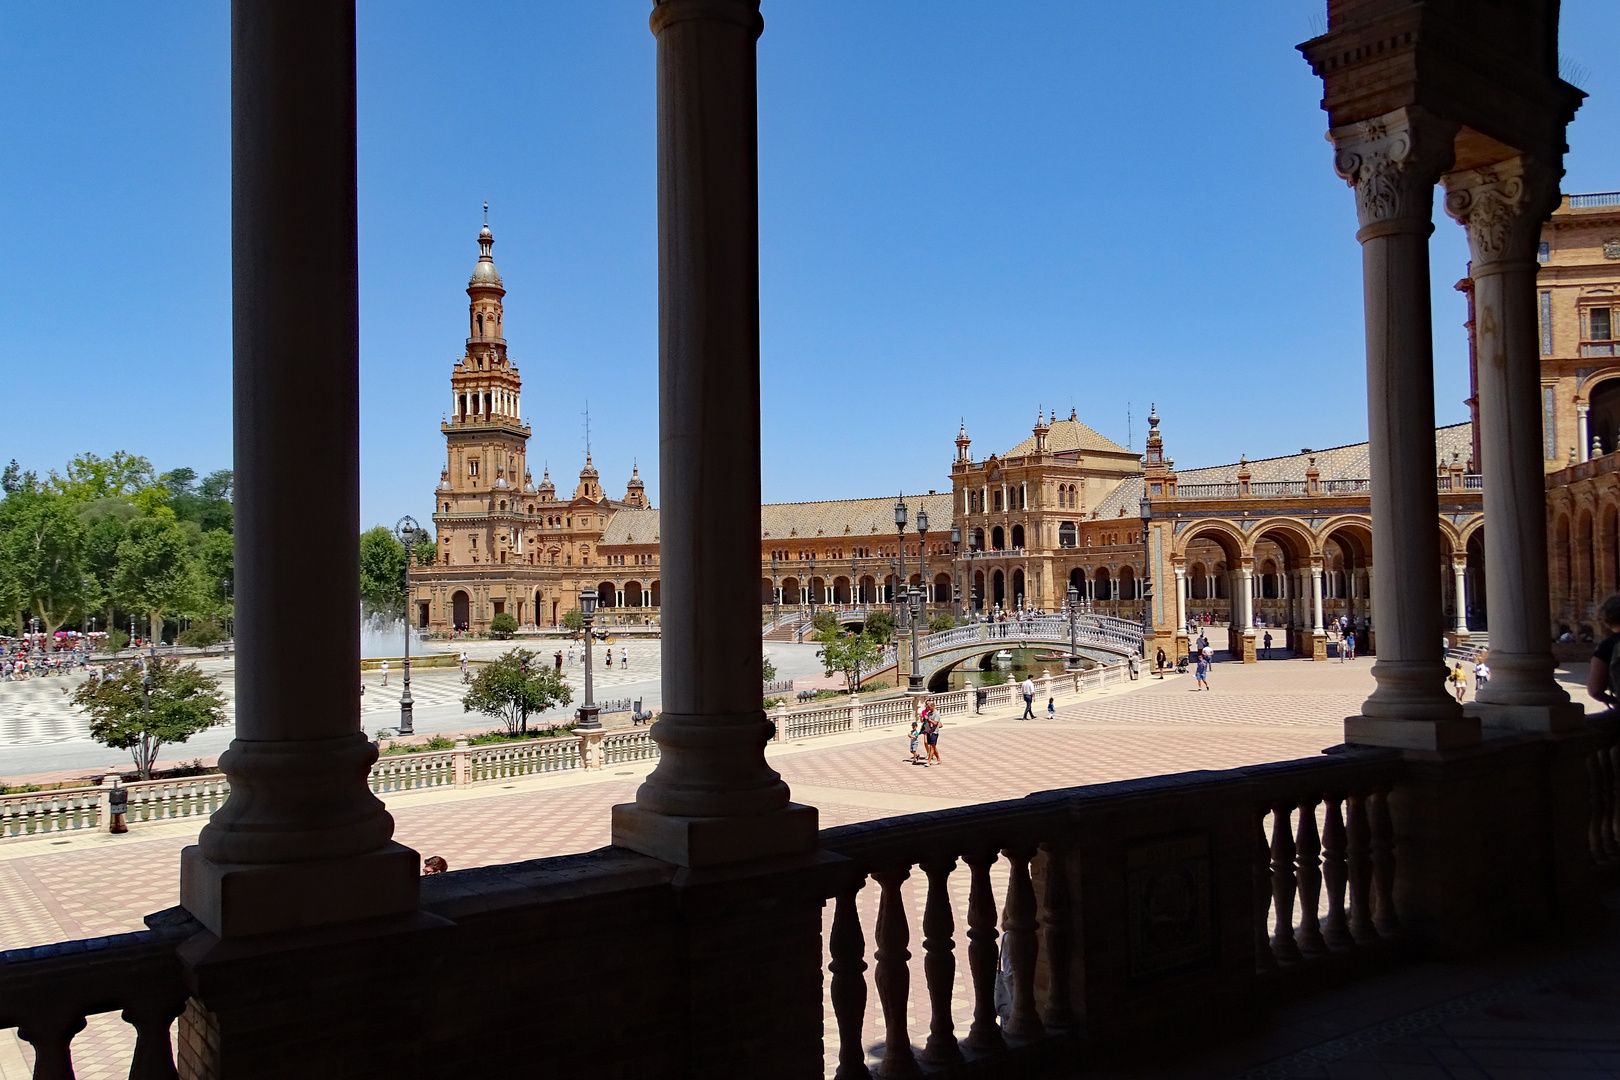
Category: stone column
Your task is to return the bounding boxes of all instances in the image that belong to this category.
[1443,157,1580,731]
[613,0,816,866]
[1578,403,1591,462]
[1173,565,1186,630]
[1331,107,1474,749]
[1311,564,1325,634]
[1450,558,1469,637]
[180,0,417,939]
[1238,563,1256,662]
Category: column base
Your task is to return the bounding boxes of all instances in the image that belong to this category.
[1465,700,1586,734]
[1240,631,1257,663]
[1312,631,1328,662]
[612,802,818,868]
[578,727,606,770]
[180,841,420,939]
[1344,715,1482,751]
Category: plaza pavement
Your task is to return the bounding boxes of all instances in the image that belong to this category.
[1,646,1605,1077]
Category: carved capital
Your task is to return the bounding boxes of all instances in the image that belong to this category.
[1331,108,1459,233]
[1442,156,1562,270]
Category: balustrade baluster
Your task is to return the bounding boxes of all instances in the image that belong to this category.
[1253,809,1276,972]
[1001,846,1043,1039]
[125,995,187,1080]
[1346,791,1376,944]
[1036,842,1076,1032]
[17,1012,86,1080]
[1269,804,1301,963]
[872,867,921,1077]
[918,857,963,1067]
[829,886,873,1080]
[1294,797,1327,956]
[1370,785,1399,937]
[962,851,1006,1054]
[1320,794,1352,949]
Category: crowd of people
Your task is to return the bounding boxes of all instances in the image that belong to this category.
[0,633,97,681]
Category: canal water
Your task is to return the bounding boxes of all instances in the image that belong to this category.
[938,647,1095,692]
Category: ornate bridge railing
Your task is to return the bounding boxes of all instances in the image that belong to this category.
[921,616,1143,659]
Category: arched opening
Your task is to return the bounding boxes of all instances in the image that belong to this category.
[1190,561,1208,599]
[992,569,1005,608]
[1058,521,1077,548]
[597,581,618,608]
[781,576,801,605]
[1118,565,1137,602]
[417,600,430,629]
[1012,569,1025,608]
[973,569,985,611]
[1068,566,1085,602]
[933,572,951,604]
[625,581,644,607]
[1556,515,1573,617]
[991,526,1005,551]
[860,575,876,604]
[971,527,985,551]
[1259,558,1280,599]
[451,590,470,631]
[833,576,851,604]
[650,580,660,608]
[1581,510,1597,610]
[1591,379,1620,456]
[1011,524,1025,548]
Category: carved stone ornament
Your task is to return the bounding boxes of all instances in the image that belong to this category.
[1605,239,1620,260]
[1442,157,1562,270]
[1331,108,1459,231]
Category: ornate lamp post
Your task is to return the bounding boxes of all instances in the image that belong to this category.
[808,553,817,622]
[894,496,909,632]
[1067,583,1084,671]
[949,524,962,620]
[770,553,779,625]
[916,507,929,619]
[394,515,423,735]
[576,585,600,731]
[888,557,899,626]
[849,556,859,609]
[907,585,925,693]
[1139,494,1154,654]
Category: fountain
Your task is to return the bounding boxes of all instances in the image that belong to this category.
[359,609,435,660]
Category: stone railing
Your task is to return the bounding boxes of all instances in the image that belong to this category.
[817,747,1406,1076]
[1252,480,1309,496]
[1174,482,1242,498]
[0,775,231,840]
[1321,478,1372,494]
[762,678,794,694]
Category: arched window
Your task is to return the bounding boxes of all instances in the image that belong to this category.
[1058,521,1077,548]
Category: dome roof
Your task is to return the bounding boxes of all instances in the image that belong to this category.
[469,216,503,288]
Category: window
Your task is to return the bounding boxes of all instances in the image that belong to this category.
[1594,307,1613,341]
[443,502,450,513]
[1544,385,1558,460]
[1538,241,1550,263]
[469,460,479,477]
[1541,292,1553,355]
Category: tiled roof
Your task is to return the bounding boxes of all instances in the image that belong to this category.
[598,492,957,547]
[1003,418,1132,458]
[1091,476,1146,520]
[1172,422,1472,485]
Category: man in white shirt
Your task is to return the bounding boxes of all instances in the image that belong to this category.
[1020,676,1036,719]
[380,659,389,686]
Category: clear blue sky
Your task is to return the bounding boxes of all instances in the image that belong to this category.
[1,2,1615,528]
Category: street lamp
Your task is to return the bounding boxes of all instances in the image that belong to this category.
[907,586,925,693]
[770,553,779,625]
[850,556,859,609]
[1066,583,1084,671]
[1139,494,1154,653]
[577,586,601,731]
[916,507,929,619]
[808,553,817,622]
[888,557,900,627]
[394,515,424,736]
[894,495,909,630]
[949,524,962,620]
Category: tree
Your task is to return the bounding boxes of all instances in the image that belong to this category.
[1,460,37,495]
[114,515,196,644]
[816,627,884,692]
[560,607,584,632]
[929,613,958,633]
[0,491,88,635]
[489,611,518,639]
[864,609,896,641]
[193,528,235,625]
[412,535,436,567]
[49,451,157,503]
[461,648,572,734]
[177,621,228,648]
[71,657,228,778]
[762,653,777,683]
[359,526,406,619]
[811,610,838,633]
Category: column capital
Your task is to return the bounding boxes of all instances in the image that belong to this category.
[650,0,762,36]
[1331,107,1459,236]
[1442,155,1563,272]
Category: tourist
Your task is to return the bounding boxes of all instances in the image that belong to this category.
[1589,595,1620,709]
[1128,652,1139,680]
[1346,630,1356,661]
[1155,646,1167,673]
[1263,631,1272,659]
[621,650,628,672]
[1195,651,1211,691]
[459,650,469,681]
[1473,657,1490,689]
[908,717,921,765]
[1046,696,1055,719]
[554,650,563,672]
[1449,661,1468,702]
[1020,675,1036,719]
[422,855,448,875]
[606,647,613,669]
[923,702,941,764]
[380,659,389,686]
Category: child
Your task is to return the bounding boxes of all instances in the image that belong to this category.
[908,718,921,765]
[1046,696,1055,718]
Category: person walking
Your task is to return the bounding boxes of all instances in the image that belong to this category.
[554,650,563,672]
[1155,646,1167,673]
[1195,651,1211,691]
[1020,675,1036,719]
[1449,661,1468,702]
[1262,631,1272,659]
[1046,696,1055,719]
[380,659,389,686]
[908,716,922,765]
[459,650,469,682]
[923,703,942,764]
[1345,631,1356,661]
[1472,657,1489,690]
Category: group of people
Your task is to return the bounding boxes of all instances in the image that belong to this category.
[908,701,943,765]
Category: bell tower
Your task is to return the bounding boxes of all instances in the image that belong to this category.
[433,208,532,567]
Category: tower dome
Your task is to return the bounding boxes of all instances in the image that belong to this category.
[469,205,503,288]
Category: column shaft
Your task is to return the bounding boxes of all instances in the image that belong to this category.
[1451,560,1469,634]
[614,0,814,865]
[1312,566,1325,632]
[1443,157,1576,725]
[1332,108,1470,745]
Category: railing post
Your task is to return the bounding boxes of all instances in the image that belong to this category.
[1035,842,1077,1032]
[453,739,470,787]
[871,866,921,1077]
[1294,797,1327,956]
[1370,784,1400,936]
[1268,805,1301,963]
[1253,810,1277,973]
[1346,791,1377,944]
[828,885,872,1080]
[963,850,1006,1054]
[918,857,964,1067]
[16,1012,86,1080]
[1321,794,1353,949]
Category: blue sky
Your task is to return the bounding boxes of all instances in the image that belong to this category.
[1,2,1615,528]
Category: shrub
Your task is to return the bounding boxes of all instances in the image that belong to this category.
[929,614,958,633]
[177,622,228,648]
[810,610,838,633]
[380,735,457,756]
[863,610,896,640]
[489,612,518,639]
[467,724,575,745]
[97,629,130,654]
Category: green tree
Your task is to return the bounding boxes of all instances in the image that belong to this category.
[71,657,228,778]
[461,648,572,734]
[80,504,133,633]
[0,491,88,634]
[177,621,228,648]
[929,613,959,633]
[816,627,883,692]
[359,526,406,619]
[412,535,436,567]
[194,528,235,624]
[863,609,896,641]
[114,515,196,645]
[49,451,157,503]
[2,460,38,495]
[762,653,777,683]
[196,470,234,533]
[810,610,838,633]
[489,611,518,639]
[560,607,584,632]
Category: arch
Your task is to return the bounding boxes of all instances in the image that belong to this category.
[1248,520,1317,565]
[991,526,1005,551]
[1556,514,1573,614]
[971,527,985,551]
[1068,566,1086,602]
[650,580,661,608]
[1011,524,1025,548]
[761,578,774,605]
[992,569,1006,608]
[1118,564,1137,600]
[1172,520,1247,565]
[1580,507,1597,607]
[1589,376,1620,456]
[1012,569,1025,607]
[597,580,618,608]
[624,581,645,607]
[535,589,544,624]
[781,576,801,604]
[1058,521,1077,548]
[973,569,985,610]
[1258,557,1280,599]
[933,572,951,604]
[832,575,851,604]
[860,575,877,603]
[451,590,470,630]
[1094,565,1112,601]
[811,576,827,604]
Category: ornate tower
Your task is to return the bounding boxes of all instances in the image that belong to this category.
[433,210,532,567]
[624,462,648,508]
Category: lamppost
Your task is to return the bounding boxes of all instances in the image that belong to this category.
[893,496,908,632]
[576,586,600,731]
[1066,584,1084,671]
[770,553,779,625]
[950,524,962,620]
[907,586,925,693]
[81,577,91,661]
[1139,494,1155,654]
[128,614,136,657]
[888,557,899,627]
[916,507,929,621]
[394,515,424,736]
[808,553,817,622]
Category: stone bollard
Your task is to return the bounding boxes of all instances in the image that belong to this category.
[453,740,470,788]
[849,695,862,731]
[1042,672,1053,703]
[771,704,790,742]
[99,774,128,834]
[577,728,606,770]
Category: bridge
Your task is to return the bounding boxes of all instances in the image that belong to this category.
[868,615,1145,691]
